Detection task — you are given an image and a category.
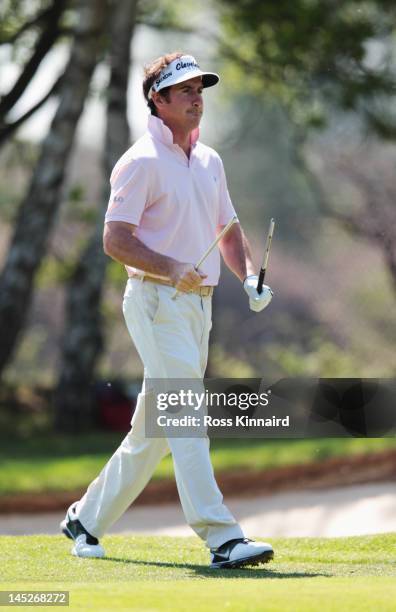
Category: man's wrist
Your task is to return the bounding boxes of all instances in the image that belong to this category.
[245,266,256,278]
[243,273,257,284]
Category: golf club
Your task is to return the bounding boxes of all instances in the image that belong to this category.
[257,218,275,294]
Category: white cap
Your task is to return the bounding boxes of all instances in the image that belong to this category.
[150,55,219,96]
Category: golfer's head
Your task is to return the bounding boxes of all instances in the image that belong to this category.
[143,52,219,127]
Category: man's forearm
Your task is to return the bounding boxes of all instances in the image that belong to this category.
[104,224,177,279]
[218,223,256,282]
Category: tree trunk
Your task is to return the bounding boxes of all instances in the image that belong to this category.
[0,0,68,121]
[54,0,137,432]
[0,0,107,378]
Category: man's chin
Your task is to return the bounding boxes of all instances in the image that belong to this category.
[187,113,202,128]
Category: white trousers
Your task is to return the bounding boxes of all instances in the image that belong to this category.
[76,278,244,549]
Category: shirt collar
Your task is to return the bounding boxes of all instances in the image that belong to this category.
[147,115,200,149]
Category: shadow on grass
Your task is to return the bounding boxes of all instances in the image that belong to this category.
[101,557,327,579]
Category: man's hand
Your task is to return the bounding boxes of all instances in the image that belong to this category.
[243,275,273,313]
[169,262,207,292]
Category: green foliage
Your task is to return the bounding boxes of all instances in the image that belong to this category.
[210,343,258,377]
[35,256,75,286]
[0,188,20,222]
[62,183,99,224]
[0,382,53,438]
[0,0,72,64]
[105,259,130,289]
[269,338,365,377]
[217,96,320,242]
[137,0,198,32]
[263,334,396,379]
[67,183,85,204]
[34,183,101,288]
[217,0,396,133]
[0,1,43,45]
[0,139,39,222]
[3,138,39,169]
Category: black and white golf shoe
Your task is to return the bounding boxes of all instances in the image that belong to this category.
[210,538,274,569]
[60,502,105,558]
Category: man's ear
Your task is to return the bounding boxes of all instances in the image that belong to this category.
[152,92,165,111]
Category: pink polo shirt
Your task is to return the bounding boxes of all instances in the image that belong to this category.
[104,115,238,286]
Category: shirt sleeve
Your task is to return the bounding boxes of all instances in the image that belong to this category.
[104,160,150,226]
[217,157,238,226]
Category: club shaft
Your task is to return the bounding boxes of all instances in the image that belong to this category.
[195,216,237,269]
[172,216,237,299]
[257,218,275,294]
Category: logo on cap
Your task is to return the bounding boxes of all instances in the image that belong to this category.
[176,60,199,71]
[155,71,172,86]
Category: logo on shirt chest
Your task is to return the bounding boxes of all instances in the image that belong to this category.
[113,196,124,203]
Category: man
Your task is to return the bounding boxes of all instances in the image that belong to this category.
[61,52,274,569]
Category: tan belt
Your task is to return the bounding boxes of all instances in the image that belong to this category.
[134,274,214,297]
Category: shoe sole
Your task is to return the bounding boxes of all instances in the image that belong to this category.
[210,549,274,569]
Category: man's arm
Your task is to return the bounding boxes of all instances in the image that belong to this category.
[103,221,205,292]
[217,222,256,281]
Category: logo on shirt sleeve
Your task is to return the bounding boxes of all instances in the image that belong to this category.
[113,196,124,203]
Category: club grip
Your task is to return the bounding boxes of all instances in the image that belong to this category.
[257,269,265,294]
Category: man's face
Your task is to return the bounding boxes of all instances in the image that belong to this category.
[155,76,204,130]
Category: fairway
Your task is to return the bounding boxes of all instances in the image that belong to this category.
[1,534,395,611]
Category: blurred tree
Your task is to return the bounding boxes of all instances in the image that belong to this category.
[215,0,396,302]
[0,0,72,146]
[0,0,193,146]
[216,0,396,132]
[0,0,108,378]
[302,148,396,296]
[0,0,202,392]
[53,0,137,432]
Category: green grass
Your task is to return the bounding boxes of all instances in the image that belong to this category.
[0,434,395,495]
[1,534,396,610]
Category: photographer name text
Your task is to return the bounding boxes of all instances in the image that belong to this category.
[157,415,289,428]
